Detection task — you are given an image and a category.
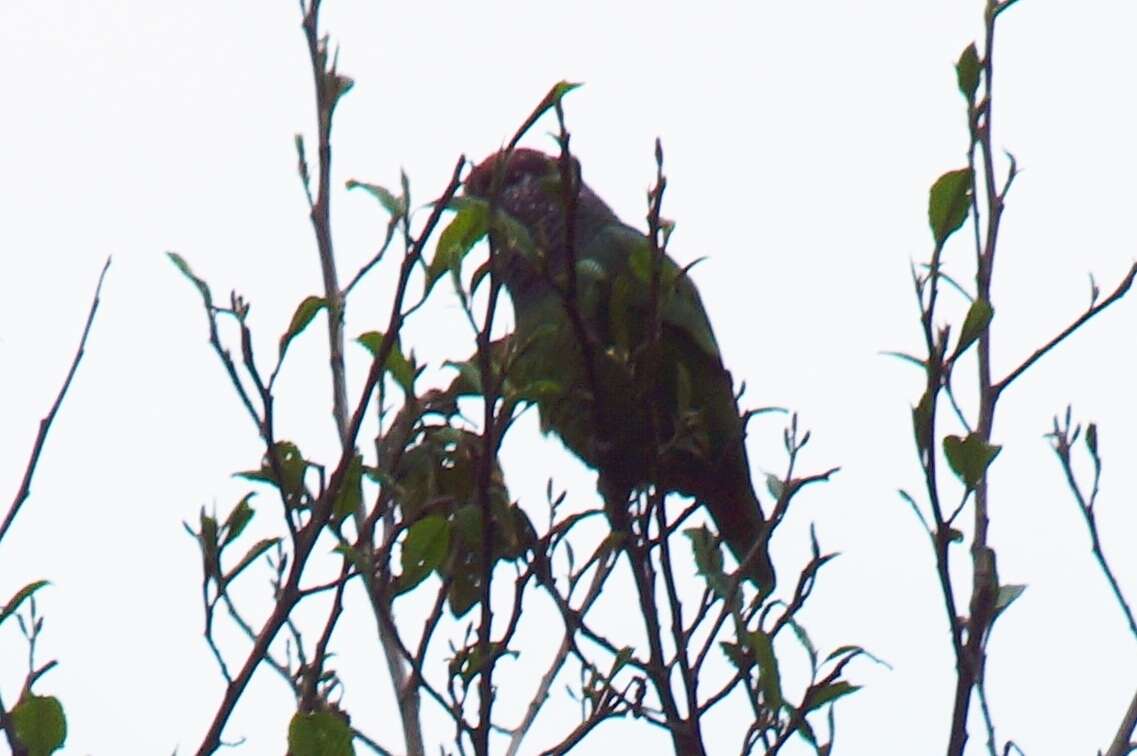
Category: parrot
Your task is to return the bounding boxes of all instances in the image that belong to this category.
[462,148,772,591]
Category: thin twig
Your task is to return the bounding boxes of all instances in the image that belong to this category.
[766,653,859,755]
[1,257,111,546]
[219,592,295,690]
[342,217,399,297]
[994,262,1137,397]
[976,672,999,756]
[305,559,352,710]
[0,688,18,754]
[193,152,465,756]
[195,500,322,754]
[352,159,462,754]
[506,551,616,756]
[301,0,349,444]
[1105,686,1137,756]
[1049,415,1137,638]
[352,727,396,756]
[472,147,512,756]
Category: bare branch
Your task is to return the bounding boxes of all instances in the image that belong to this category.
[994,262,1137,396]
[1105,686,1137,756]
[1048,413,1137,639]
[1,257,111,547]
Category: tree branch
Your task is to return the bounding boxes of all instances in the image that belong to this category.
[994,262,1137,397]
[0,257,110,547]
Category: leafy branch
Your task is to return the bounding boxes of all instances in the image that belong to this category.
[899,2,1137,754]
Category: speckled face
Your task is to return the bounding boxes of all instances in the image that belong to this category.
[463,148,619,297]
[465,149,566,238]
[466,148,556,196]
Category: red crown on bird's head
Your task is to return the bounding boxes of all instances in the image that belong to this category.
[465,148,559,198]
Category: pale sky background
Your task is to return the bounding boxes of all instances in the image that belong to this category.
[2,2,1137,754]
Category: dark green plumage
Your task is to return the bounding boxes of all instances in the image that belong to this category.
[465,148,772,590]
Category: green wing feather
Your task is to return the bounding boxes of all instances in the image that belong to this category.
[505,215,772,590]
[579,224,721,361]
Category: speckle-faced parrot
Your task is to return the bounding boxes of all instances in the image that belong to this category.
[464,148,772,591]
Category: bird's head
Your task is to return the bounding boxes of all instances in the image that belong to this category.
[464,148,614,249]
[466,148,559,197]
[461,148,619,302]
[464,149,574,233]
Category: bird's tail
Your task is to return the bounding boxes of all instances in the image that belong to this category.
[702,479,775,594]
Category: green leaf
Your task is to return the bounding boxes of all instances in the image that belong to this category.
[628,240,652,283]
[880,351,926,369]
[526,81,584,128]
[822,644,865,664]
[443,357,483,396]
[221,494,256,547]
[272,441,307,493]
[333,543,369,574]
[514,378,563,405]
[287,710,355,756]
[280,296,327,360]
[956,43,981,102]
[198,510,220,576]
[166,252,213,309]
[943,433,1002,489]
[823,644,892,673]
[684,526,729,597]
[223,538,281,584]
[787,618,819,676]
[450,642,516,685]
[1086,422,1099,457]
[952,298,993,360]
[993,583,1026,622]
[428,200,488,298]
[11,694,67,756]
[928,168,973,246]
[357,331,416,395]
[792,706,819,747]
[746,629,784,710]
[236,441,308,497]
[345,180,405,218]
[899,488,930,533]
[447,565,480,618]
[720,640,752,672]
[912,391,933,457]
[0,580,50,627]
[396,515,451,595]
[448,502,482,550]
[806,681,861,712]
[452,198,539,270]
[765,473,786,501]
[549,80,583,104]
[611,647,634,676]
[469,258,493,297]
[333,454,364,524]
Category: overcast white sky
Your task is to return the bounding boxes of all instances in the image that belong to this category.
[2,2,1137,754]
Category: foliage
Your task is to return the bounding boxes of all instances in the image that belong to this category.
[893,1,1137,753]
[7,2,1137,755]
[168,5,855,754]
